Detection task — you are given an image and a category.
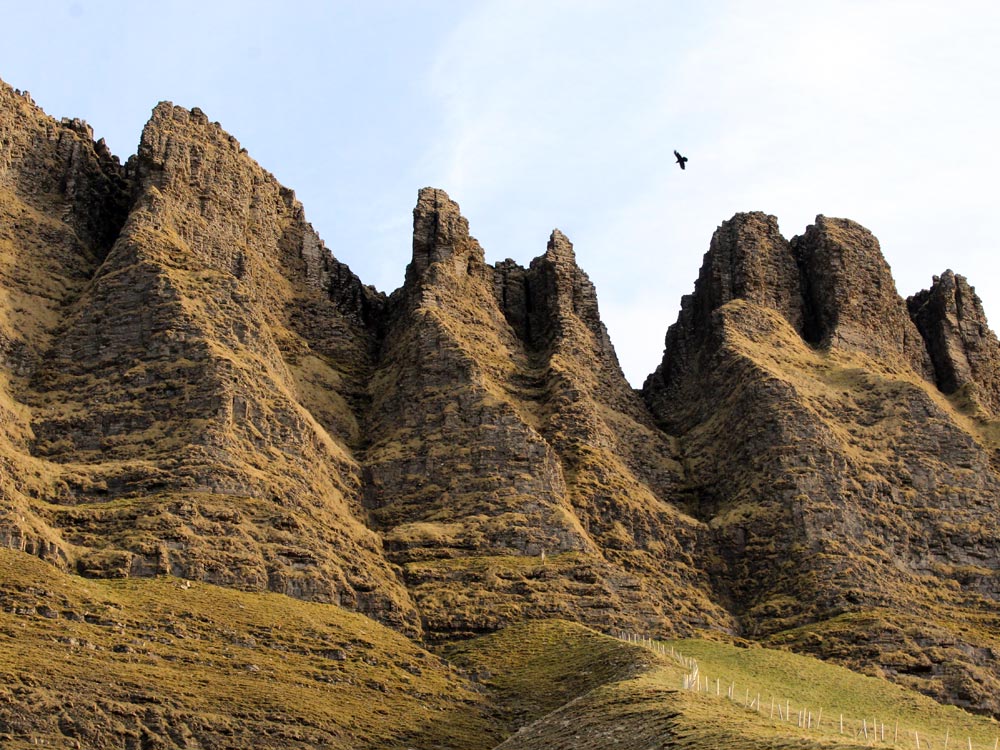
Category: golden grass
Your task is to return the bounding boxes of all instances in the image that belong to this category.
[0,548,495,749]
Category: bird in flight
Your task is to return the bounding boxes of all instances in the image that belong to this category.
[674,150,688,170]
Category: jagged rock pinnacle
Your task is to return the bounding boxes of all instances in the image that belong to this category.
[909,269,1000,415]
[406,187,485,287]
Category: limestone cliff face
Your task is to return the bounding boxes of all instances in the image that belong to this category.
[644,212,1000,714]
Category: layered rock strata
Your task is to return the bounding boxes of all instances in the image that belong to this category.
[365,188,731,638]
[908,270,1000,416]
[644,212,1000,713]
[1,84,417,633]
[6,77,1000,716]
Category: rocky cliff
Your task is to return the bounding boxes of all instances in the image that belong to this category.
[643,212,1000,713]
[4,77,1000,723]
[1,84,417,634]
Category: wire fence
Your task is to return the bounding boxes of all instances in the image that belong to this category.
[616,631,999,750]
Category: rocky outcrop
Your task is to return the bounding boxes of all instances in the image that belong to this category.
[908,270,1000,416]
[0,82,130,570]
[643,212,802,423]
[793,216,932,376]
[644,211,1000,714]
[1,86,416,633]
[6,78,1000,718]
[365,188,731,639]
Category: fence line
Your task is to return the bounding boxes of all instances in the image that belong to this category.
[617,631,997,749]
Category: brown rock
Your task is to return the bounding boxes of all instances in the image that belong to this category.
[794,215,932,376]
[2,89,416,633]
[908,270,1000,415]
[644,212,1000,715]
[366,189,731,639]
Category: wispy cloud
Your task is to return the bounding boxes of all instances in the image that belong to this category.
[422,0,1000,384]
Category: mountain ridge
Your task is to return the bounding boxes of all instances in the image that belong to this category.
[4,77,1000,734]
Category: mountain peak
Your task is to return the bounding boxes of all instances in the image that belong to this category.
[7,82,1000,730]
[405,187,485,287]
[909,269,1000,415]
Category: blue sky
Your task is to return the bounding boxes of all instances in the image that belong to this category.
[3,1,998,385]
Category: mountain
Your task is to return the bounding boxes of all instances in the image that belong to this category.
[642,212,1000,712]
[3,77,1000,745]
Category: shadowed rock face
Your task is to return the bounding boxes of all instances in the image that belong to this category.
[6,77,1000,717]
[643,212,802,423]
[793,216,932,377]
[0,83,130,568]
[908,270,1000,416]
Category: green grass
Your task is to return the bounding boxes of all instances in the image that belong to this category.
[666,637,1000,748]
[444,619,665,732]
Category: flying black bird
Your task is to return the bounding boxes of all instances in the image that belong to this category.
[674,150,688,170]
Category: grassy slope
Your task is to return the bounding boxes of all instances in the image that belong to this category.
[3,557,997,750]
[672,638,1000,749]
[0,549,494,750]
[446,620,1000,750]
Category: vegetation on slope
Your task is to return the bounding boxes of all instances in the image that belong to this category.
[449,623,1000,750]
[0,549,492,750]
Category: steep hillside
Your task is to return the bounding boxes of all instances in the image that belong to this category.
[6,76,1000,733]
[365,188,730,639]
[0,83,129,567]
[643,212,1000,714]
[0,549,493,749]
[0,82,418,633]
